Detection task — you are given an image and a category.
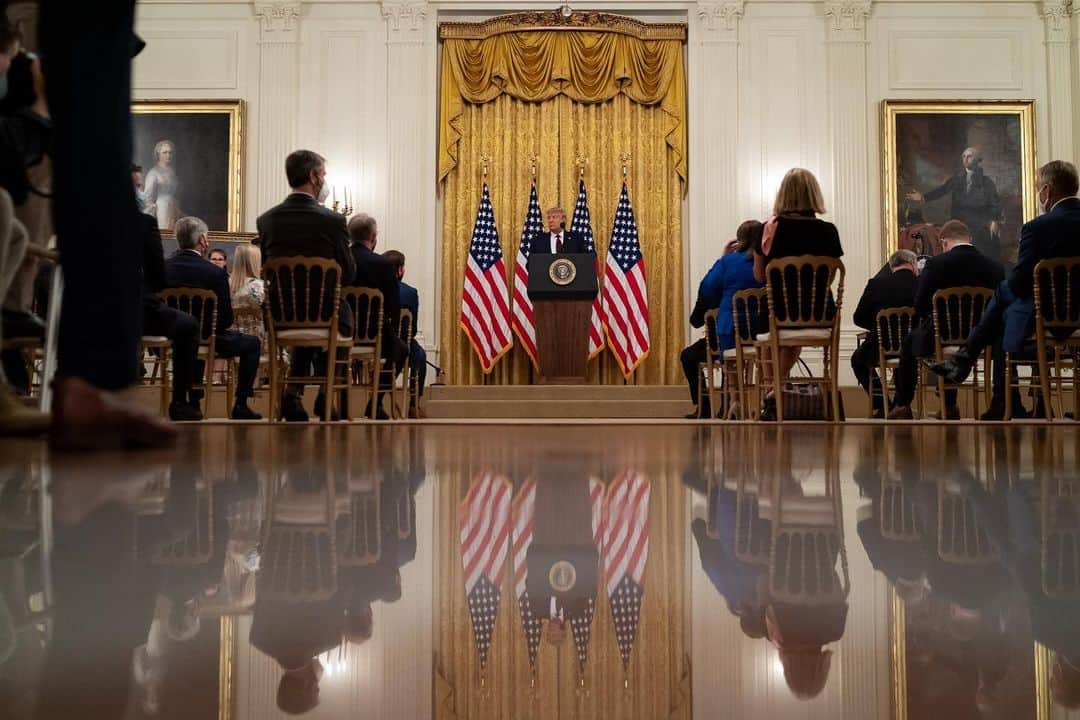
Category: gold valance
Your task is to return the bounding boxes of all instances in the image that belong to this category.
[438,13,687,184]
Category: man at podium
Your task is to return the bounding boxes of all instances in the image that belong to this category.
[526,207,590,256]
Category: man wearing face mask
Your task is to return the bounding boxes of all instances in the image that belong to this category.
[257,150,356,421]
[928,160,1080,419]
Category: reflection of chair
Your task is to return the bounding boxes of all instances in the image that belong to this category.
[920,287,992,419]
[756,256,845,422]
[879,476,921,543]
[936,477,1001,565]
[336,476,381,567]
[343,286,385,420]
[874,307,915,419]
[261,475,338,603]
[1042,473,1080,599]
[151,483,214,566]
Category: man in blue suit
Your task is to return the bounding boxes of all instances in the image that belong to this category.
[929,161,1080,419]
[525,207,589,257]
[164,216,262,420]
[383,250,427,418]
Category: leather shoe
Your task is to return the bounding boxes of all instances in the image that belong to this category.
[887,405,914,420]
[169,401,203,422]
[231,401,262,421]
[50,376,176,450]
[0,383,50,435]
[363,401,391,421]
[280,393,309,422]
[926,348,975,385]
[313,392,341,422]
[407,405,427,419]
[1,309,45,340]
[927,405,960,420]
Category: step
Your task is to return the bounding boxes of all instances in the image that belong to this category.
[425,399,693,419]
[428,384,688,402]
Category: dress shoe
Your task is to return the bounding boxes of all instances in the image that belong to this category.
[407,405,427,419]
[231,401,262,421]
[169,401,203,422]
[0,383,50,435]
[926,348,975,385]
[280,393,309,422]
[313,392,341,422]
[686,403,711,420]
[927,405,961,420]
[759,396,777,422]
[50,376,176,450]
[1,309,45,340]
[887,405,914,420]
[871,407,885,420]
[363,401,391,421]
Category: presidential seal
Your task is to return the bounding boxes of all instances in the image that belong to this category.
[548,257,577,286]
[548,560,577,592]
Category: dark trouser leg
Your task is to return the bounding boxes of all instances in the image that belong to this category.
[44,0,142,391]
[680,339,708,406]
[893,335,918,408]
[964,281,1013,356]
[144,305,197,403]
[850,339,882,409]
[288,348,316,395]
[215,331,260,400]
[410,340,427,401]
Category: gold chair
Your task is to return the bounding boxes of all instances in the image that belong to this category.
[1031,258,1080,421]
[395,308,416,419]
[756,256,845,421]
[263,258,350,422]
[936,475,1001,565]
[336,476,381,567]
[920,287,993,419]
[160,288,220,418]
[696,309,724,419]
[138,335,172,416]
[342,287,385,420]
[150,483,215,566]
[874,307,915,419]
[1042,470,1080,599]
[731,288,767,421]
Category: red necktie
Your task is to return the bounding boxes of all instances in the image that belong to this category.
[556,233,563,253]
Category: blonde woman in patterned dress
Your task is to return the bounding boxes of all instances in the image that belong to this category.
[229,243,265,344]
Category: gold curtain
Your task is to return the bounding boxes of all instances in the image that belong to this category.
[438,18,687,385]
[433,428,690,720]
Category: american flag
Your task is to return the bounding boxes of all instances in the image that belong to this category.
[601,471,650,672]
[601,183,650,378]
[511,184,543,369]
[570,178,606,359]
[570,478,605,676]
[460,184,513,373]
[459,473,512,672]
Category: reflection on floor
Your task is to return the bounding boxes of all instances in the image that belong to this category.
[0,425,1078,719]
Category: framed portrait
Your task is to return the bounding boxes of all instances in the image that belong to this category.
[132,99,245,232]
[882,100,1036,267]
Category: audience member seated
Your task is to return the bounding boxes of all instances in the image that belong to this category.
[348,214,406,420]
[228,242,266,346]
[207,248,228,273]
[680,220,764,418]
[164,216,262,420]
[257,149,356,422]
[887,220,1004,420]
[850,249,919,418]
[928,160,1080,419]
[753,168,844,421]
[383,249,427,418]
[137,175,202,422]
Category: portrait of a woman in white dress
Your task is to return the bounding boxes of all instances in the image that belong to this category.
[142,139,182,231]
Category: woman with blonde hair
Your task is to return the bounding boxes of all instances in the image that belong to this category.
[229,242,266,345]
[753,168,844,420]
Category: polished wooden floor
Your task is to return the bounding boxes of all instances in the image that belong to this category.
[1,424,1078,719]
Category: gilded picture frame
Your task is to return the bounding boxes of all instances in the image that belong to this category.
[132,99,245,232]
[881,100,1037,265]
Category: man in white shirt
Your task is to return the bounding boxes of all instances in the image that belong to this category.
[526,206,589,256]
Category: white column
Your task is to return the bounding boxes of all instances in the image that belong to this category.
[1043,0,1074,162]
[687,2,744,335]
[824,1,873,376]
[252,2,301,218]
[381,0,436,349]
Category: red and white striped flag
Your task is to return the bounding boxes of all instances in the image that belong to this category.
[570,178,606,359]
[601,183,650,378]
[459,473,512,672]
[569,478,605,676]
[601,471,650,673]
[511,184,544,369]
[460,184,513,373]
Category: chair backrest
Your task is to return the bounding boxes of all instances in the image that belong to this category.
[703,308,721,365]
[337,491,381,567]
[161,287,218,344]
[232,305,264,338]
[931,287,993,348]
[399,307,416,344]
[937,481,1001,565]
[150,486,214,566]
[763,256,845,329]
[1033,257,1080,332]
[263,257,342,331]
[342,286,384,344]
[875,306,915,356]
[732,288,767,348]
[880,476,922,542]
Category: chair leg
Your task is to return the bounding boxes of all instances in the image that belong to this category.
[226,359,236,415]
[773,341,784,423]
[161,346,171,417]
[268,343,278,423]
[829,343,840,422]
[370,361,380,420]
[1004,356,1013,421]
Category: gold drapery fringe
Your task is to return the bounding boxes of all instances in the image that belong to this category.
[433,428,690,719]
[438,25,686,184]
[438,94,684,385]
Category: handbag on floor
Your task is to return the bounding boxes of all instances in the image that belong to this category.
[779,360,844,421]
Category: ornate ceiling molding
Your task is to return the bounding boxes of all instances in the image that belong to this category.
[697,1,745,34]
[1041,0,1073,42]
[254,2,301,39]
[438,11,686,42]
[824,0,872,33]
[382,1,429,34]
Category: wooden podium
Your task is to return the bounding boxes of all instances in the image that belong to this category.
[527,253,599,384]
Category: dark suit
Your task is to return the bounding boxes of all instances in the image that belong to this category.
[164,250,261,401]
[400,281,427,399]
[850,267,917,408]
[257,192,356,396]
[894,244,1004,407]
[140,215,199,404]
[922,168,1003,257]
[526,229,589,257]
[960,196,1080,405]
[351,244,406,368]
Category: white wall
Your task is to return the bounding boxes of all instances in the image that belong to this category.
[134,0,1076,381]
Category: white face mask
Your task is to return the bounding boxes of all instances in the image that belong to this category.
[1039,186,1051,214]
[316,180,330,204]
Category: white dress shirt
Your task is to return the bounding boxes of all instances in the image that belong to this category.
[548,232,564,254]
